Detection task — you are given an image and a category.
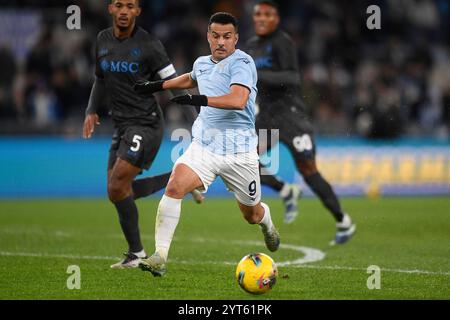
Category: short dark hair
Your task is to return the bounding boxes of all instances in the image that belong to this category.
[256,0,279,13]
[111,0,140,6]
[208,12,238,31]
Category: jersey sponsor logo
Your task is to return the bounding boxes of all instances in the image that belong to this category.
[100,60,110,71]
[197,69,208,78]
[254,56,273,69]
[130,48,141,57]
[101,60,139,73]
[217,62,227,72]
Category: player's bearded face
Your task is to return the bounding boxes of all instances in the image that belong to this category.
[207,23,238,61]
[109,0,141,30]
[253,4,279,36]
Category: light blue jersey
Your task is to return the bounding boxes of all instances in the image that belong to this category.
[190,49,258,155]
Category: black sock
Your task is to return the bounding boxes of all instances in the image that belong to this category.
[259,163,285,192]
[304,172,344,222]
[132,172,171,200]
[114,196,143,253]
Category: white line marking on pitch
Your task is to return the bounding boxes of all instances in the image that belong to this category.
[1,250,449,276]
[0,238,325,267]
[290,264,450,276]
[0,251,118,260]
[201,239,327,266]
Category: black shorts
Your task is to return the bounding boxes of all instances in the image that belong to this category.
[108,123,163,170]
[256,113,316,162]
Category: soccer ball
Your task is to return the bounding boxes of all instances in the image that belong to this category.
[235,253,278,295]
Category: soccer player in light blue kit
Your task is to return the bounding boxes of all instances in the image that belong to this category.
[133,12,280,276]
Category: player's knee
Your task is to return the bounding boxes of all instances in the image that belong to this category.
[165,180,186,199]
[241,208,261,224]
[297,159,318,177]
[244,214,260,224]
[108,179,128,202]
[244,212,261,224]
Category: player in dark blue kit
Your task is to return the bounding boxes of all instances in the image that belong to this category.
[245,1,355,244]
[82,0,202,268]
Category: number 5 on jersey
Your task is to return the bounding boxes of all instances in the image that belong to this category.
[131,135,142,152]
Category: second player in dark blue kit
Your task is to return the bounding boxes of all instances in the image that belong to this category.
[82,0,202,269]
[245,1,356,244]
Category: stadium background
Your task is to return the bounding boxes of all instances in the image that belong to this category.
[0,0,449,199]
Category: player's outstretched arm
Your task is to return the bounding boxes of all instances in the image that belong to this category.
[171,84,249,110]
[133,73,196,96]
[133,79,165,96]
[163,73,197,90]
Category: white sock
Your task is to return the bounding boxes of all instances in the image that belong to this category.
[155,195,182,261]
[259,202,274,231]
[131,249,147,258]
[279,183,290,198]
[337,213,352,228]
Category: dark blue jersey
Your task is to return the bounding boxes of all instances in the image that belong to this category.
[94,26,175,127]
[246,29,306,116]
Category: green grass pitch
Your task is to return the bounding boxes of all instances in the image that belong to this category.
[0,197,449,299]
